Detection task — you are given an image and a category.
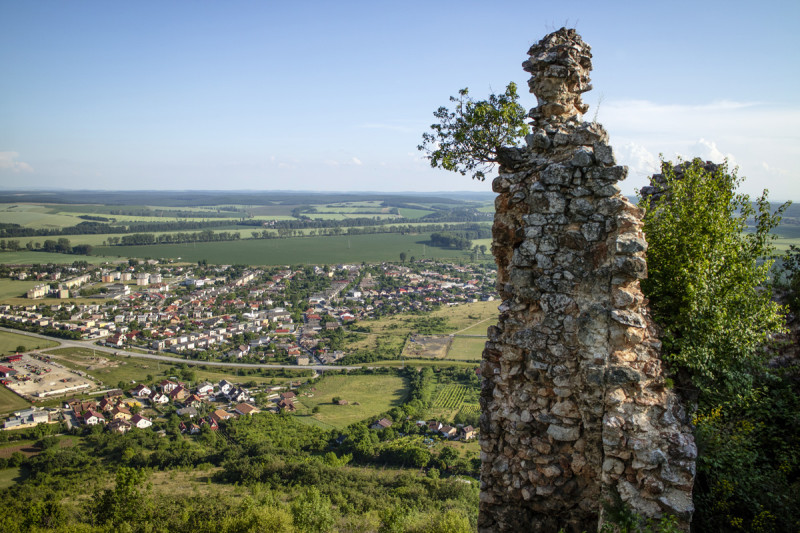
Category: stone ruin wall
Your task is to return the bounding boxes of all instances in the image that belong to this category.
[479,29,696,532]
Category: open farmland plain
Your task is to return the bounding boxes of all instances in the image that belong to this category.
[91,232,473,265]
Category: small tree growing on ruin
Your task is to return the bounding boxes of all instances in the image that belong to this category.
[418,82,529,181]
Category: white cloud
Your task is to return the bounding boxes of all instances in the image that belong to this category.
[598,99,800,199]
[351,157,362,166]
[615,142,659,178]
[682,138,737,168]
[0,152,34,173]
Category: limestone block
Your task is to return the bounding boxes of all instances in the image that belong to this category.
[547,424,581,441]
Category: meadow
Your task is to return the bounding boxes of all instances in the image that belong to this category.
[0,331,59,355]
[293,373,408,429]
[0,385,30,417]
[447,337,486,361]
[0,279,45,300]
[342,301,497,357]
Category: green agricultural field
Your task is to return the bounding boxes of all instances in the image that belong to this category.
[397,208,434,219]
[0,331,59,355]
[0,251,117,265]
[477,204,495,213]
[0,385,30,416]
[91,233,473,265]
[58,212,241,224]
[0,204,83,229]
[447,337,486,361]
[14,227,254,249]
[428,382,479,422]
[293,373,408,429]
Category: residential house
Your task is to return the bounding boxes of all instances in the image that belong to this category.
[196,382,215,396]
[371,418,393,430]
[130,414,152,429]
[210,409,233,424]
[84,409,105,425]
[439,425,457,438]
[159,380,179,394]
[131,384,152,398]
[277,399,296,412]
[234,403,259,416]
[168,386,189,402]
[110,406,132,421]
[218,380,235,395]
[108,419,131,434]
[149,391,169,405]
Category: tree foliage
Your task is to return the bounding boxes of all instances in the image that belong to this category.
[418,82,530,181]
[640,158,788,404]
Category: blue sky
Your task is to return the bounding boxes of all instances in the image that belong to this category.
[1,1,798,199]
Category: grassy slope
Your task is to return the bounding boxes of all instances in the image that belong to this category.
[293,373,407,429]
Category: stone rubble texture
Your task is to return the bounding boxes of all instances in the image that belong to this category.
[479,28,696,532]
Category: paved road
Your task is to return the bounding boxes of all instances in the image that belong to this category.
[1,327,363,372]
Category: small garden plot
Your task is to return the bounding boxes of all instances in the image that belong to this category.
[402,335,452,359]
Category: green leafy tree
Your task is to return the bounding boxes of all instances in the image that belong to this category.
[290,487,336,533]
[418,82,530,181]
[640,158,787,405]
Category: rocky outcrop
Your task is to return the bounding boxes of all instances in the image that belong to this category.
[479,28,695,532]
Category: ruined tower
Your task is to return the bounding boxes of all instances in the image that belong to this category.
[479,29,696,532]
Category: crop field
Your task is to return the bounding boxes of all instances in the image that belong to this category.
[13,227,253,249]
[458,403,480,417]
[429,383,479,421]
[446,337,485,361]
[293,373,408,429]
[397,208,434,219]
[0,204,81,229]
[0,251,118,265]
[91,232,472,265]
[0,331,59,354]
[433,384,468,410]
